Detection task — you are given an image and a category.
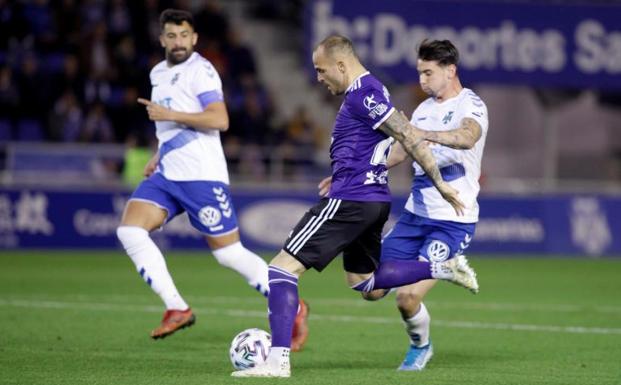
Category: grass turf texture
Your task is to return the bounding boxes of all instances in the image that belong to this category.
[1,251,620,385]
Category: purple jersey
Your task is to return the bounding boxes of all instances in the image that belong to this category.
[329,72,395,202]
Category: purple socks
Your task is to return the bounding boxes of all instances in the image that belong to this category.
[267,265,299,348]
[352,259,433,292]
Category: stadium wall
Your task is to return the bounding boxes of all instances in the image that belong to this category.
[0,188,618,257]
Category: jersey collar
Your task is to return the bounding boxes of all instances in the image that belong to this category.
[345,71,370,94]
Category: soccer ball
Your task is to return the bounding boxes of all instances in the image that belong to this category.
[229,328,271,369]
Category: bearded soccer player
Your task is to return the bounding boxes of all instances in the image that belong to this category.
[116,9,308,348]
[232,35,477,378]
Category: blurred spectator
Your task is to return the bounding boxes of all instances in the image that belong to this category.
[82,102,114,143]
[22,0,57,53]
[107,0,132,41]
[225,29,257,81]
[113,35,141,85]
[1,0,275,159]
[79,0,106,32]
[278,106,320,179]
[194,1,229,45]
[0,65,19,120]
[54,0,81,49]
[122,132,154,188]
[51,54,85,102]
[49,89,83,142]
[81,21,112,81]
[15,53,49,135]
[108,86,150,143]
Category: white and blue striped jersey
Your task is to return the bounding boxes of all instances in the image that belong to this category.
[149,52,229,183]
[404,88,488,223]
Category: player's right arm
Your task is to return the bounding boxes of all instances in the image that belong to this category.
[137,98,229,132]
[378,110,464,215]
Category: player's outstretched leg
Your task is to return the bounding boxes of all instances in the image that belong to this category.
[117,226,195,339]
[432,255,479,293]
[351,256,479,294]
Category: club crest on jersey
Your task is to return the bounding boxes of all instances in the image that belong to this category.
[442,111,454,124]
[171,73,180,85]
[198,205,221,227]
[427,240,450,262]
[364,93,389,119]
[363,94,378,110]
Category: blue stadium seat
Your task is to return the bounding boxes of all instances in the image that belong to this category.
[16,119,44,141]
[0,119,12,142]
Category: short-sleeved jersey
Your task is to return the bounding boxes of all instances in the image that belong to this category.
[149,52,229,183]
[405,88,488,223]
[328,72,395,202]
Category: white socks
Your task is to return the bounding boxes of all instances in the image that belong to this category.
[212,242,269,297]
[403,302,431,347]
[116,226,189,310]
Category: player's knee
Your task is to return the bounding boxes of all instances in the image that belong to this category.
[396,290,423,312]
[361,289,389,301]
[211,242,243,268]
[116,225,149,247]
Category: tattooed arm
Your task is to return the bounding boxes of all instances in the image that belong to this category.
[423,117,482,149]
[378,110,465,215]
[385,141,410,169]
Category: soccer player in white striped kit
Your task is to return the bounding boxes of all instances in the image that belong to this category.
[116,9,308,346]
[347,39,488,371]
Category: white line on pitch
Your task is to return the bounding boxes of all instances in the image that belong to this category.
[1,298,620,336]
[8,293,621,314]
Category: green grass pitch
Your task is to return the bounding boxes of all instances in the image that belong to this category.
[1,251,620,385]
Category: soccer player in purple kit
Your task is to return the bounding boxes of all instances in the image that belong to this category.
[231,35,477,378]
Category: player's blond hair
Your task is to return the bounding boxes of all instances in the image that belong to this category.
[315,35,359,59]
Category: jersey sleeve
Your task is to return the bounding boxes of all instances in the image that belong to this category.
[191,60,224,109]
[348,85,396,130]
[461,92,489,134]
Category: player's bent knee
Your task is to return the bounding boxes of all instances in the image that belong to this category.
[396,290,423,311]
[269,250,306,276]
[211,241,243,268]
[116,225,149,245]
[361,289,389,301]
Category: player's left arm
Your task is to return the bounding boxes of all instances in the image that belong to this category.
[422,117,482,150]
[378,110,464,215]
[137,98,229,132]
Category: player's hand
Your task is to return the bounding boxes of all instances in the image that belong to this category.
[143,153,159,177]
[138,98,175,122]
[318,176,332,197]
[437,182,465,216]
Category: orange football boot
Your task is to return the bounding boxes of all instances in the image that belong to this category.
[151,308,195,339]
[291,299,309,352]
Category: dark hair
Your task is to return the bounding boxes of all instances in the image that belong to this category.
[316,35,358,59]
[418,39,459,66]
[159,9,194,31]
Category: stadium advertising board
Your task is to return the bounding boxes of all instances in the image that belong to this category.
[0,189,619,256]
[305,0,621,89]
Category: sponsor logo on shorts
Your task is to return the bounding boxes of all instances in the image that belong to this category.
[198,205,221,227]
[427,240,450,262]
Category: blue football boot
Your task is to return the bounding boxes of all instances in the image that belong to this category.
[397,342,433,371]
